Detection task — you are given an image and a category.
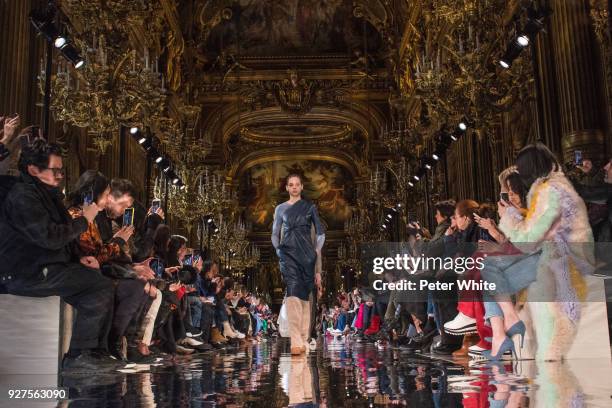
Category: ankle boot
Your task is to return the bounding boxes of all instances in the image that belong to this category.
[452,333,479,357]
[223,321,244,339]
[211,327,228,344]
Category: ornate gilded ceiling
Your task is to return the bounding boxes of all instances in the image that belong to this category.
[54,0,539,263]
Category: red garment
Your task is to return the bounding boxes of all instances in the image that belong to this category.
[176,286,186,300]
[355,303,366,329]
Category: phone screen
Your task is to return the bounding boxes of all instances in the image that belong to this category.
[151,199,161,213]
[183,254,193,266]
[150,258,164,278]
[123,207,135,226]
[574,150,583,166]
[500,192,509,202]
[83,188,94,206]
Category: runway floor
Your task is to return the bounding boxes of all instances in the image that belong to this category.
[4,335,612,407]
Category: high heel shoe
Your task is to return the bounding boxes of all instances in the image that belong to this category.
[505,320,526,349]
[482,337,515,361]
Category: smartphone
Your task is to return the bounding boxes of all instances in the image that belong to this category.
[123,207,135,226]
[479,228,493,242]
[150,258,164,278]
[183,254,193,266]
[574,150,583,166]
[151,198,161,213]
[500,192,509,202]
[83,188,94,206]
[192,254,201,265]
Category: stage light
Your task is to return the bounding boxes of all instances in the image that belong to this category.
[130,126,139,135]
[517,35,529,47]
[458,122,467,131]
[432,153,440,161]
[450,133,458,141]
[499,59,510,69]
[386,214,393,220]
[381,224,387,229]
[179,185,186,190]
[214,228,219,233]
[155,156,163,164]
[207,217,213,224]
[54,36,67,48]
[172,177,180,185]
[138,137,147,144]
[60,44,85,68]
[408,181,414,187]
[397,203,403,208]
[413,175,420,181]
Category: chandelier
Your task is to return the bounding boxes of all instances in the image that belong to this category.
[228,244,261,279]
[167,167,231,232]
[410,0,533,137]
[42,36,167,153]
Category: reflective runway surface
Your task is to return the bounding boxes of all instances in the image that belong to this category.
[6,336,612,407]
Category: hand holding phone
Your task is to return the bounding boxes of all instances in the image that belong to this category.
[113,225,135,242]
[151,198,161,213]
[500,192,509,203]
[123,207,135,226]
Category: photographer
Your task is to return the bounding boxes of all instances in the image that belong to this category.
[0,140,119,372]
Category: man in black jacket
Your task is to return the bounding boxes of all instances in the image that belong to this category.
[0,140,120,372]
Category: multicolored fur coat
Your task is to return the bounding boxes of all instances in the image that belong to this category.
[499,170,594,360]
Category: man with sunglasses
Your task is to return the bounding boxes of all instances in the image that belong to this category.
[0,139,122,372]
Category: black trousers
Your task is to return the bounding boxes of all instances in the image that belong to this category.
[431,272,462,346]
[6,263,114,351]
[200,303,215,343]
[109,279,148,345]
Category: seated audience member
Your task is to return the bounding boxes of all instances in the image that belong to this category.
[66,170,157,363]
[0,140,120,371]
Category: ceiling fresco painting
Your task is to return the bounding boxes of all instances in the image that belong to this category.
[205,0,382,58]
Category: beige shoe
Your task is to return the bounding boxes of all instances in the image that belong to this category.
[223,322,245,339]
[176,345,194,355]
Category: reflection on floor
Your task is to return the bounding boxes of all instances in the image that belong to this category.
[46,336,612,407]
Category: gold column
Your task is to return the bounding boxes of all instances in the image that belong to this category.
[550,0,607,162]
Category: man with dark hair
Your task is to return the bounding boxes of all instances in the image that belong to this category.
[0,140,120,372]
[96,178,164,263]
